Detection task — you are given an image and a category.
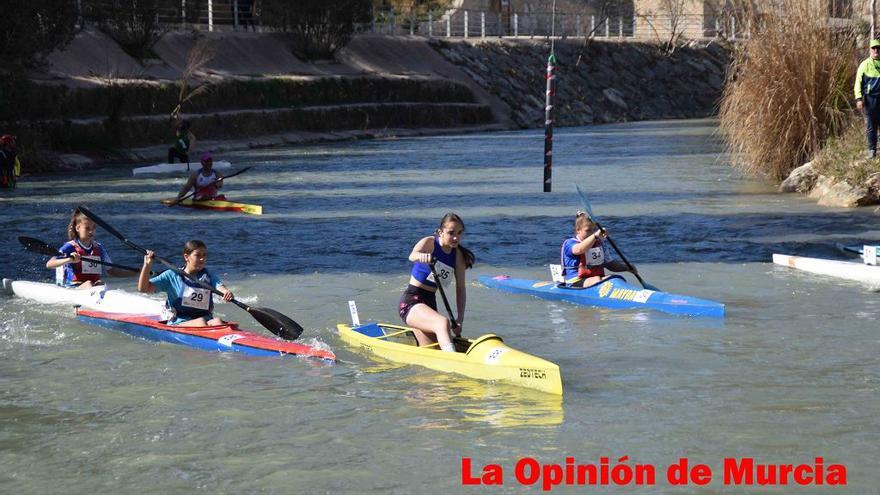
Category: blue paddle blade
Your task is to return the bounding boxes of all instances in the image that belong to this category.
[574,185,597,221]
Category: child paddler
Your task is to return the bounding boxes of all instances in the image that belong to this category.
[175,152,224,201]
[167,120,195,166]
[560,211,636,288]
[46,209,136,288]
[399,213,475,352]
[138,240,234,327]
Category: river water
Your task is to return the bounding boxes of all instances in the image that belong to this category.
[1,118,878,494]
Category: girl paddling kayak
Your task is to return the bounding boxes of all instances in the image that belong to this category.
[399,213,474,352]
[138,240,234,326]
[175,153,224,201]
[46,209,136,288]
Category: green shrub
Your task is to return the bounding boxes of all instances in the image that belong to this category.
[260,0,372,60]
[0,0,79,70]
[83,0,173,60]
[812,115,880,184]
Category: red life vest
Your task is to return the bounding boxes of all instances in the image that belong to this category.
[561,236,606,284]
[577,252,605,279]
[70,242,105,283]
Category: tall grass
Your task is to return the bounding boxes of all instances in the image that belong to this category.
[719,1,859,181]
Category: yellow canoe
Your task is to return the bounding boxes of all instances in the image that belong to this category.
[337,322,563,395]
[160,198,262,215]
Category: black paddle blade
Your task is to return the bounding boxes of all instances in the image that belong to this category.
[18,236,58,256]
[247,306,304,340]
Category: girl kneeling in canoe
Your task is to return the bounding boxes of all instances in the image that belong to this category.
[399,213,474,352]
[137,240,234,326]
[46,209,135,288]
[175,153,224,201]
[561,211,636,287]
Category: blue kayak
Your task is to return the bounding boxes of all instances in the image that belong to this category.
[479,274,724,318]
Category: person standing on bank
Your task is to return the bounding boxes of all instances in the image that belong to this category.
[0,135,20,190]
[855,39,880,159]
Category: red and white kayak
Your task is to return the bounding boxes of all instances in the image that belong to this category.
[160,198,262,215]
[77,309,336,362]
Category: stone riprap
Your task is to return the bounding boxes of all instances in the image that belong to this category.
[431,38,731,128]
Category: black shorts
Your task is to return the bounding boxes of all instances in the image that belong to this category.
[398,284,437,323]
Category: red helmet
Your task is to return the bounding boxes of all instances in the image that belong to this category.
[0,135,15,146]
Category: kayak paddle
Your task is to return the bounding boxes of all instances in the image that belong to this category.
[574,185,660,291]
[429,261,459,335]
[163,166,252,207]
[76,205,304,340]
[17,236,154,274]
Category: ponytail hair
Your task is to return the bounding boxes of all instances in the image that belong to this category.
[436,212,475,269]
[574,211,594,233]
[66,209,89,241]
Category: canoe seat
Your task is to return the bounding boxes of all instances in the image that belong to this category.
[355,323,386,338]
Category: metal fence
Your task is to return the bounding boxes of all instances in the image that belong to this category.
[75,0,751,40]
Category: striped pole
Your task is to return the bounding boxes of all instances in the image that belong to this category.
[543,52,556,193]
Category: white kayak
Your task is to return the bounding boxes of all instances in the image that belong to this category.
[1,279,165,315]
[772,254,880,287]
[132,161,232,176]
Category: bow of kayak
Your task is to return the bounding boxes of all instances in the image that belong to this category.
[337,322,562,395]
[79,309,336,362]
[479,274,724,318]
[2,279,165,315]
[773,254,880,287]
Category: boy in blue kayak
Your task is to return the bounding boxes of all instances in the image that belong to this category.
[138,240,234,326]
[560,211,635,287]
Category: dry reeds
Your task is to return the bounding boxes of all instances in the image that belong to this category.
[170,38,217,122]
[719,1,859,181]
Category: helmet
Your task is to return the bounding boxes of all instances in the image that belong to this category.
[200,152,213,162]
[0,135,15,146]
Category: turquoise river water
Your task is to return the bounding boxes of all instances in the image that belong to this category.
[1,119,878,494]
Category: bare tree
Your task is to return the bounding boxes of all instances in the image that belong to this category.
[171,39,217,122]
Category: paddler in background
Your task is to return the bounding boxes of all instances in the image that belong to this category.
[46,208,136,288]
[174,152,225,201]
[167,120,196,167]
[399,213,475,352]
[0,134,20,190]
[138,240,234,326]
[560,211,637,288]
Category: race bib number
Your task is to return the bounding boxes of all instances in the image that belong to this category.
[549,264,564,283]
[864,245,878,266]
[587,246,605,266]
[428,260,455,288]
[181,286,211,310]
[81,256,102,275]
